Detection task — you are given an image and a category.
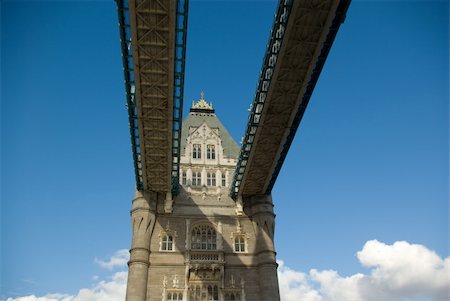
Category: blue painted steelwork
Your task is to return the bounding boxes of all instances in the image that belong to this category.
[230,0,293,199]
[171,0,189,196]
[266,0,351,194]
[116,0,143,190]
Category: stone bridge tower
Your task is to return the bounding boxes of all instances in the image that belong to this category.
[126,93,280,301]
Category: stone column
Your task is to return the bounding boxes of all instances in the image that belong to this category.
[247,195,280,301]
[126,190,156,301]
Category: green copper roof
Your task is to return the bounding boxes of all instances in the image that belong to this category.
[180,112,240,159]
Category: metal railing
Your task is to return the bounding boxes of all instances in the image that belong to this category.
[116,0,143,190]
[265,0,351,193]
[171,0,189,196]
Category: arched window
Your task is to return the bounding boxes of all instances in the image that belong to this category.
[161,234,174,251]
[207,145,216,159]
[207,172,216,186]
[167,292,183,300]
[191,224,217,250]
[189,285,217,301]
[234,235,245,253]
[193,144,201,159]
[196,286,200,300]
[192,172,201,186]
[225,293,240,301]
[207,285,219,301]
[208,285,212,300]
[213,286,219,300]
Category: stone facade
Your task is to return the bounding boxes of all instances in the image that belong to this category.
[126,94,280,301]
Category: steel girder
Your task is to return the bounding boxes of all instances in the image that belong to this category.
[231,0,351,198]
[117,0,188,193]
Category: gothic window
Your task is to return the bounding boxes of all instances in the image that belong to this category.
[225,293,241,300]
[191,224,217,250]
[189,285,218,301]
[192,172,201,186]
[221,173,226,187]
[207,145,216,160]
[193,144,201,159]
[167,292,183,300]
[234,235,245,252]
[182,171,187,185]
[161,234,174,251]
[207,285,219,301]
[207,172,216,186]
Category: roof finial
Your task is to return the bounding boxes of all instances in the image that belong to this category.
[191,91,214,112]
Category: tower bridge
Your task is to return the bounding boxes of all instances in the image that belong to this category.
[116,1,351,300]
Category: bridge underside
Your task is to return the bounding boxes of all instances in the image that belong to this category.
[232,0,350,198]
[130,0,175,192]
[118,0,187,193]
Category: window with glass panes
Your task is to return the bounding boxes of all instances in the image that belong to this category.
[191,224,217,250]
[182,171,187,185]
[193,144,201,159]
[167,291,183,301]
[189,285,219,301]
[192,172,201,186]
[225,292,241,300]
[161,235,174,251]
[221,173,226,186]
[207,172,216,186]
[234,235,245,252]
[207,145,215,159]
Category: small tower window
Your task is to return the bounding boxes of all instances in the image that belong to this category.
[225,293,240,300]
[161,235,174,251]
[207,172,216,186]
[234,235,245,253]
[193,144,202,159]
[182,171,187,185]
[192,172,201,186]
[207,145,216,160]
[221,173,226,187]
[167,292,183,300]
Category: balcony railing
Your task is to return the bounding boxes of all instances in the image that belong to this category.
[189,251,223,263]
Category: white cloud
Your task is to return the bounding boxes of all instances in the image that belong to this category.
[6,294,72,301]
[6,241,449,301]
[6,272,127,301]
[278,240,450,301]
[6,251,129,301]
[94,249,129,270]
[277,260,322,301]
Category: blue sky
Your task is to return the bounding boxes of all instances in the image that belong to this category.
[1,1,448,300]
